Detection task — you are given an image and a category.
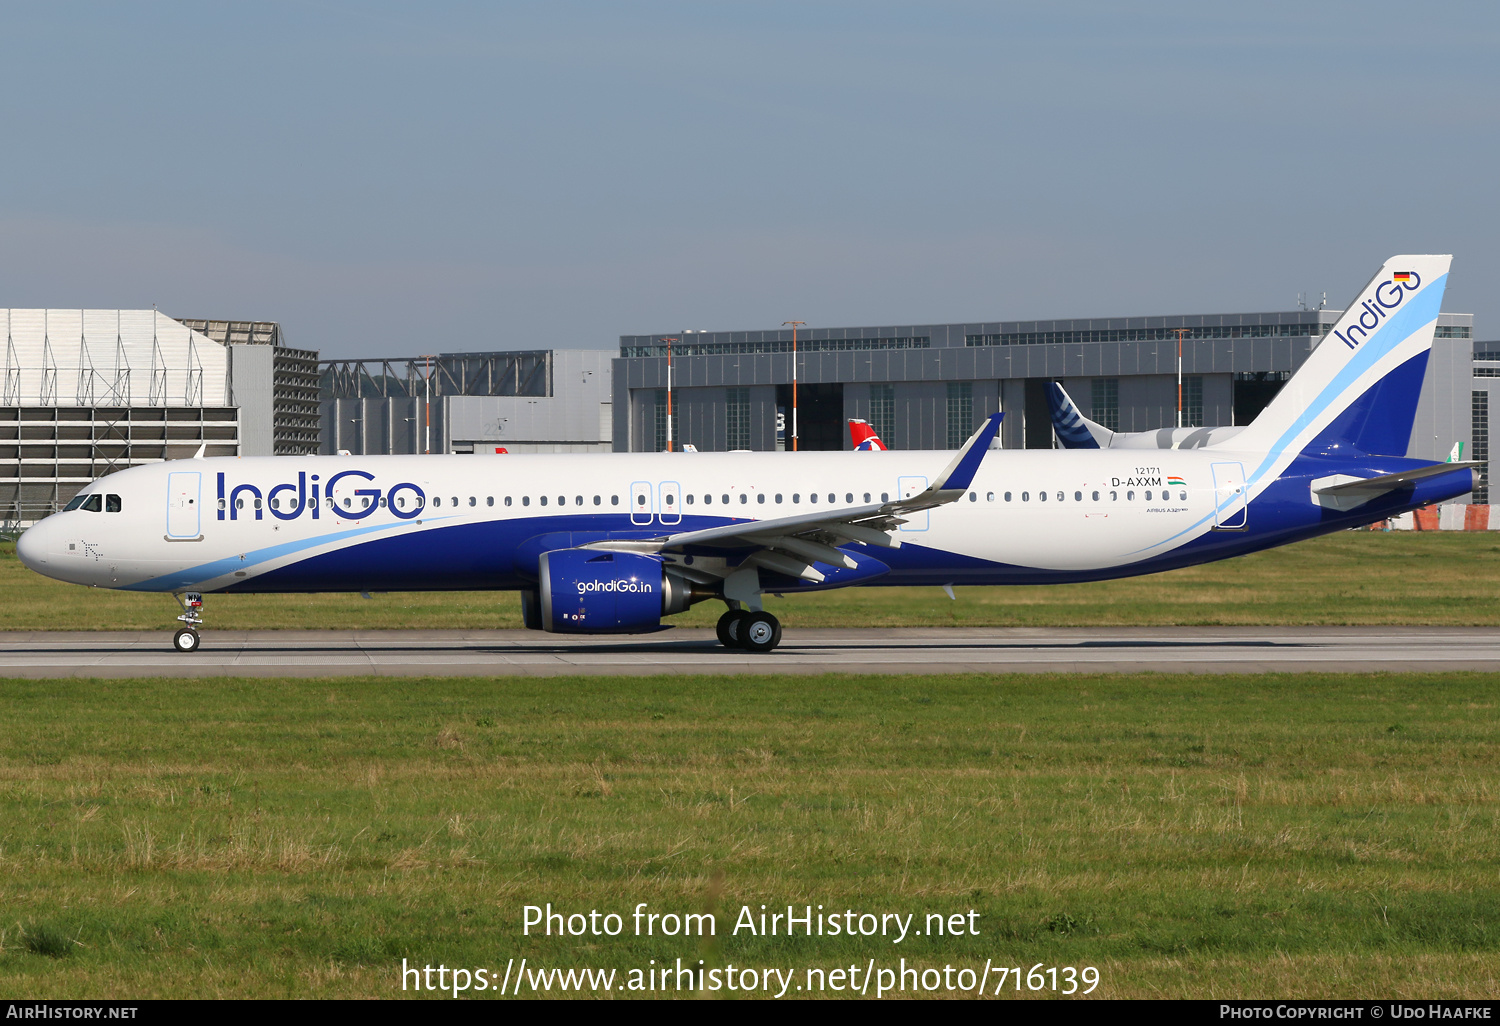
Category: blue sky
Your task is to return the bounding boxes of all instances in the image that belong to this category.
[1,1,1496,356]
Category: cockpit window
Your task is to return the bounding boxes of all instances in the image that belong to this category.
[63,494,87,511]
[106,494,122,513]
[81,494,103,513]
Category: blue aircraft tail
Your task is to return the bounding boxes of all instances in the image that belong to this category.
[1046,382,1105,449]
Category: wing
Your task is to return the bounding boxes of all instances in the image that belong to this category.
[586,413,1002,584]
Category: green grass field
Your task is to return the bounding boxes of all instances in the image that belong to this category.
[2,671,1499,999]
[3,530,1500,631]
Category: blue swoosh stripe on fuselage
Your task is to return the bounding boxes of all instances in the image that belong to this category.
[122,516,460,592]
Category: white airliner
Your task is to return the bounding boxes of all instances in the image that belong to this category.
[17,256,1476,654]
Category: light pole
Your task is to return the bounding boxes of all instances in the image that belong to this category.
[660,336,679,451]
[783,321,805,451]
[1171,328,1189,429]
[417,354,436,454]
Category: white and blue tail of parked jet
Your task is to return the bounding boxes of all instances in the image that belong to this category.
[16,255,1476,653]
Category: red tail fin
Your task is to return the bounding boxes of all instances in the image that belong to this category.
[848,419,887,451]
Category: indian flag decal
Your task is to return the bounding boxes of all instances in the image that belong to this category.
[1167,476,1186,486]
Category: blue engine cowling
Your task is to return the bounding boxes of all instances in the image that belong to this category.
[539,548,681,634]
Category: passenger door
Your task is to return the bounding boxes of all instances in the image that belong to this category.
[167,471,202,539]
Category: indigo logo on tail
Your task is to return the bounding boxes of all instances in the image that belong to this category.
[1335,272,1421,350]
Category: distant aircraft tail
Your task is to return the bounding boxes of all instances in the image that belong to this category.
[1230,255,1451,464]
[848,419,888,451]
[1047,383,1112,449]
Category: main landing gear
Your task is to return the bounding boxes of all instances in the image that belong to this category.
[172,592,203,653]
[716,608,782,654]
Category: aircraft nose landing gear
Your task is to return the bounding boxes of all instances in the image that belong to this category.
[172,592,203,653]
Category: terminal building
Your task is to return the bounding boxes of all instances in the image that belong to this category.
[613,309,1476,470]
[0,310,317,528]
[318,349,613,455]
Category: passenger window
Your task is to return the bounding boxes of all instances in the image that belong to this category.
[82,494,102,512]
[1074,491,1082,502]
[1039,491,1047,502]
[738,494,745,504]
[1179,490,1187,501]
[754,494,762,504]
[986,492,994,501]
[1021,492,1029,502]
[863,492,871,503]
[776,494,784,503]
[452,496,458,506]
[487,496,494,507]
[687,494,695,505]
[881,492,889,502]
[846,493,853,503]
[523,496,531,506]
[968,492,976,502]
[593,496,601,505]
[1145,490,1152,501]
[574,496,582,506]
[611,495,619,505]
[1092,491,1100,501]
[397,497,406,509]
[827,493,835,503]
[1005,492,1012,501]
[808,493,816,503]
[505,496,512,506]
[794,493,802,503]
[1056,492,1063,502]
[433,497,441,507]
[271,498,280,510]
[217,498,226,510]
[469,496,476,507]
[255,498,263,510]
[664,493,674,508]
[1110,490,1118,501]
[380,496,388,508]
[540,496,548,506]
[1127,490,1135,500]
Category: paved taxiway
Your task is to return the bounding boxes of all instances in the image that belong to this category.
[0,626,1496,677]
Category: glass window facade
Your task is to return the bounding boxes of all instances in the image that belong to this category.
[946,382,973,448]
[1091,378,1119,432]
[726,387,751,450]
[622,336,929,358]
[1435,326,1473,339]
[1185,375,1203,428]
[1474,390,1489,503]
[966,323,1328,347]
[869,384,895,446]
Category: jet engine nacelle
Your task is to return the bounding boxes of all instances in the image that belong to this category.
[537,548,700,633]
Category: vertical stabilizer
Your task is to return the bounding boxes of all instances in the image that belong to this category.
[1230,255,1451,470]
[1047,382,1110,449]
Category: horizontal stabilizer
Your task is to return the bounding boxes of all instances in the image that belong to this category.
[1312,461,1482,496]
[1311,461,1480,511]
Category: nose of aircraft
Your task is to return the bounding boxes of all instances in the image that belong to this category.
[15,519,52,573]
